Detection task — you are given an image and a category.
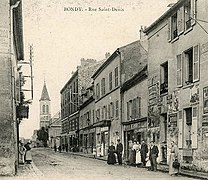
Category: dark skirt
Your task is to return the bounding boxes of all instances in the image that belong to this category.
[107,152,116,165]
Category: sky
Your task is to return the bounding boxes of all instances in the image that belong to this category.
[19,0,177,139]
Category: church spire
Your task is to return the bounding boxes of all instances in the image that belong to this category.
[40,81,50,101]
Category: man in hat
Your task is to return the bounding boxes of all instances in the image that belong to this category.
[116,139,123,165]
[149,141,159,171]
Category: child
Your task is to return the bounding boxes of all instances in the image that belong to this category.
[92,147,96,158]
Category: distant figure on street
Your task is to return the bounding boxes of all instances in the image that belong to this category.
[132,141,137,166]
[116,139,123,165]
[65,144,68,152]
[140,140,148,167]
[135,142,141,166]
[92,147,96,159]
[58,145,62,153]
[24,142,32,164]
[128,140,134,165]
[149,141,159,172]
[19,141,26,164]
[107,142,116,165]
[54,145,57,152]
[169,141,179,176]
[62,144,65,151]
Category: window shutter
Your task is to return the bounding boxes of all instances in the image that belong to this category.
[191,106,198,149]
[127,102,129,120]
[193,44,200,82]
[177,54,182,86]
[191,0,196,25]
[138,97,141,118]
[178,110,183,148]
[180,6,185,34]
[177,8,182,34]
[167,17,172,41]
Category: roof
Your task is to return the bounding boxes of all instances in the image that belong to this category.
[60,70,78,94]
[91,50,120,79]
[40,82,50,101]
[12,0,24,60]
[144,0,185,34]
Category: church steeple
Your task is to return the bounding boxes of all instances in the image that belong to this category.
[40,81,50,101]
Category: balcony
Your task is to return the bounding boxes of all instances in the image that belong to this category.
[160,82,168,95]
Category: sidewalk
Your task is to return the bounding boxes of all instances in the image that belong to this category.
[64,151,208,180]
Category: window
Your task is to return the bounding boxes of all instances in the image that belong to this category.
[127,97,141,120]
[171,13,178,39]
[42,105,45,114]
[115,100,119,117]
[184,0,191,30]
[101,78,105,96]
[46,105,49,114]
[160,62,168,94]
[110,102,114,118]
[96,83,100,99]
[109,72,112,91]
[115,67,119,87]
[177,54,182,86]
[96,109,100,121]
[185,107,192,125]
[176,45,199,87]
[184,48,193,84]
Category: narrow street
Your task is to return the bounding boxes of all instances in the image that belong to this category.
[13,148,198,180]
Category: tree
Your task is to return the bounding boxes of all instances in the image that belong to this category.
[37,127,48,147]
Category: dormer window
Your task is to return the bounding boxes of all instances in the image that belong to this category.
[171,13,178,39]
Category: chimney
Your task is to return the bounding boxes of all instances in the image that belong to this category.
[105,52,111,59]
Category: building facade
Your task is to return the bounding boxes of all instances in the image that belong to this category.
[39,81,51,129]
[121,66,148,159]
[60,59,104,151]
[144,0,208,171]
[48,111,62,148]
[79,85,96,154]
[0,0,28,175]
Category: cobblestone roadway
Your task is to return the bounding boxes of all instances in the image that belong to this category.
[3,148,198,180]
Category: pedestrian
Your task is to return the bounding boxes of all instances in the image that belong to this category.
[65,144,68,152]
[169,141,179,176]
[58,145,62,153]
[135,141,141,167]
[149,141,159,172]
[128,140,134,165]
[19,141,26,164]
[116,139,123,165]
[107,142,116,165]
[24,142,32,164]
[62,144,65,151]
[92,147,96,158]
[54,145,57,152]
[140,140,148,167]
[132,141,137,166]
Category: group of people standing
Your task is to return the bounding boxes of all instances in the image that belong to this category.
[107,139,179,177]
[19,141,32,164]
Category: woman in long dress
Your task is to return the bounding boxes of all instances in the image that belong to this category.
[169,141,179,176]
[107,142,116,165]
[135,142,141,166]
[128,140,134,165]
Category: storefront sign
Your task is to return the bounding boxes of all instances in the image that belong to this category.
[190,85,199,105]
[168,113,177,127]
[101,127,108,132]
[203,87,208,114]
[202,115,208,126]
[0,28,9,53]
[148,83,159,106]
[124,121,147,131]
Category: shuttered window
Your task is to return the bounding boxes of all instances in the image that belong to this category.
[191,106,198,149]
[178,110,183,149]
[177,54,182,86]
[193,45,200,82]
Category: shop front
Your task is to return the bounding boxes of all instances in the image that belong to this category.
[123,118,147,159]
[94,120,111,157]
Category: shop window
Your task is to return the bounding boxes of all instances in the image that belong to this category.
[160,62,168,94]
[109,72,112,91]
[101,78,106,96]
